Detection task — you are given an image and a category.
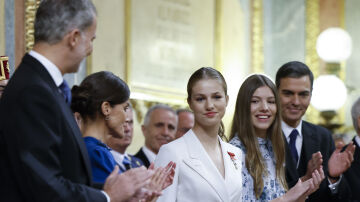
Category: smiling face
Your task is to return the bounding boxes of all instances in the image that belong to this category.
[251,86,277,137]
[142,108,177,154]
[278,76,312,127]
[189,79,228,129]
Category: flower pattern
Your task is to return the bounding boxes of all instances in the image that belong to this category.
[229,136,286,202]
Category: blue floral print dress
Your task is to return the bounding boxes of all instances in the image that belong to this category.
[229,136,286,201]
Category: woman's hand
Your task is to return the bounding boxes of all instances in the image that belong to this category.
[142,161,176,202]
[271,166,324,202]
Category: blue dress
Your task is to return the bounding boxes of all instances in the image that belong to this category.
[84,136,120,184]
[229,136,286,202]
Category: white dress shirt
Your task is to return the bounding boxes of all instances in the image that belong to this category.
[29,50,63,87]
[142,146,156,163]
[355,135,360,146]
[110,150,129,171]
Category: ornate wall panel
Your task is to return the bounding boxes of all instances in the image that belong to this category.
[126,0,215,107]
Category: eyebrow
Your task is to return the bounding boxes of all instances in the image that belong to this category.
[252,95,275,99]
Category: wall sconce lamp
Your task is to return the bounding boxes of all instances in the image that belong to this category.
[312,28,352,132]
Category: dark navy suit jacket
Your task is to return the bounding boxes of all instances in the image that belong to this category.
[134,147,151,168]
[343,137,360,202]
[0,54,105,201]
[284,121,351,202]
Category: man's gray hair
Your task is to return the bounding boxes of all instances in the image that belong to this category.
[143,104,176,126]
[351,97,360,133]
[176,108,193,115]
[34,0,96,44]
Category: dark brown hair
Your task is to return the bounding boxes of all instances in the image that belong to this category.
[229,74,287,198]
[71,71,130,121]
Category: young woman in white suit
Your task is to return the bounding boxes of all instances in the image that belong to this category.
[155,67,243,202]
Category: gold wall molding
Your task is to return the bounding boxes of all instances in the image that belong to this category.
[25,0,40,52]
[251,0,264,73]
[305,0,320,123]
[214,0,223,71]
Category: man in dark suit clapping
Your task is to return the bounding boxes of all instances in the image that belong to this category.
[276,61,355,202]
[0,0,152,201]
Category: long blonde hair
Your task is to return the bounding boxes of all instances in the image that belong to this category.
[229,74,287,198]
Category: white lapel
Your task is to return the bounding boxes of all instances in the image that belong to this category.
[220,140,243,200]
[182,130,230,202]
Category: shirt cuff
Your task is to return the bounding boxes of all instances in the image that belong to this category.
[327,174,343,194]
[101,190,111,202]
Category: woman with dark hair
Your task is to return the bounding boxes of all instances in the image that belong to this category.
[71,71,133,183]
[155,67,243,202]
[229,74,324,201]
[71,71,175,201]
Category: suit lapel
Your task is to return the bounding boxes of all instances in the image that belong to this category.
[182,131,230,202]
[220,140,242,192]
[56,78,93,183]
[352,138,360,169]
[137,149,150,167]
[26,54,93,183]
[300,123,318,168]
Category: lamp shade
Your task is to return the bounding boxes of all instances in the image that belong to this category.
[316,28,352,62]
[311,75,347,111]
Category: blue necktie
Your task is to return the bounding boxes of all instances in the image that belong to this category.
[123,156,131,170]
[289,129,299,163]
[59,80,71,105]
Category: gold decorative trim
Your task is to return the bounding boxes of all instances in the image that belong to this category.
[0,56,8,80]
[305,0,320,123]
[214,0,223,71]
[25,0,40,52]
[251,0,264,73]
[124,0,131,83]
[337,0,346,131]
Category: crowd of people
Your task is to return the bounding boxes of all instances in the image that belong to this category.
[0,0,359,201]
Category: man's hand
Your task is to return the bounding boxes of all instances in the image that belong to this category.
[273,167,325,202]
[328,142,355,182]
[103,166,152,202]
[301,152,323,182]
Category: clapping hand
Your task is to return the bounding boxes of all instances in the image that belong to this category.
[103,166,153,202]
[144,161,176,201]
[301,152,322,182]
[274,166,324,202]
[328,142,355,182]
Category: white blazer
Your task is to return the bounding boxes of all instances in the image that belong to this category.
[155,130,243,202]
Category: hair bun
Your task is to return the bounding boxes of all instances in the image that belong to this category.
[70,85,92,115]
